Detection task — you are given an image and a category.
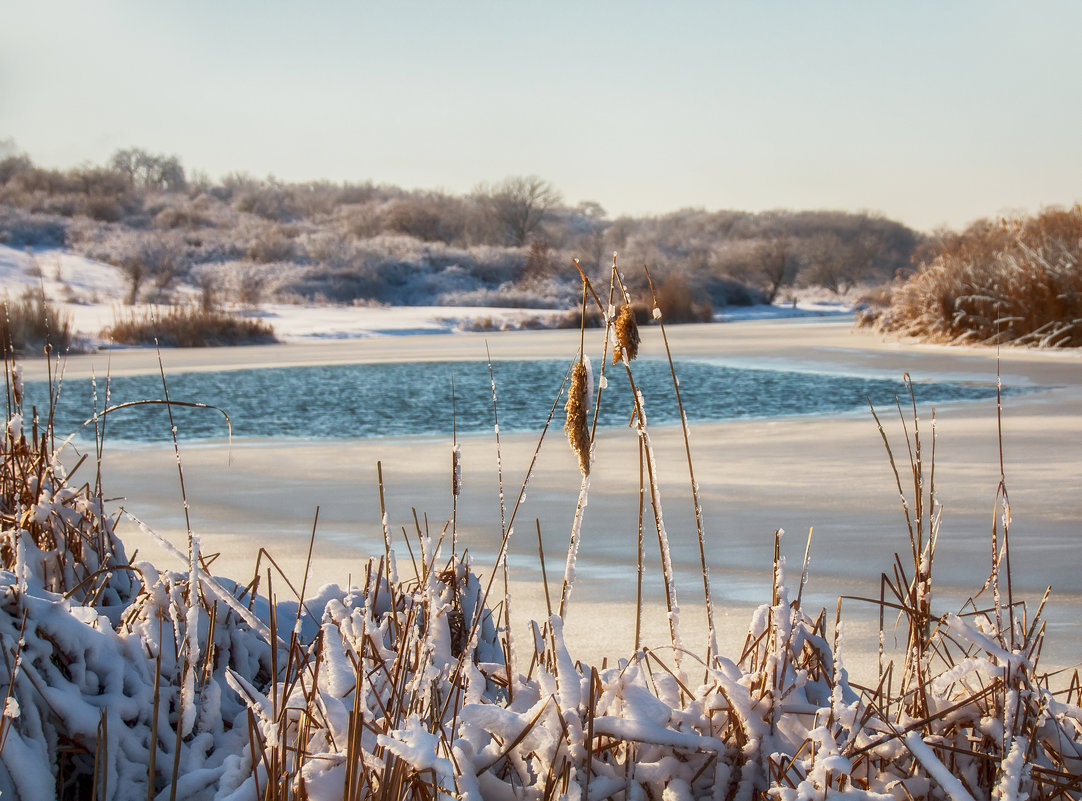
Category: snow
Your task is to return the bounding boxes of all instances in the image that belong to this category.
[903,731,977,801]
[1,467,1078,799]
[4,243,1081,799]
[715,298,855,322]
[0,244,128,301]
[1,244,570,344]
[3,243,860,347]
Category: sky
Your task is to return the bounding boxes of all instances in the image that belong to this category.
[2,1,1080,233]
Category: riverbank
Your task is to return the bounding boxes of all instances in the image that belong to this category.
[23,317,1082,675]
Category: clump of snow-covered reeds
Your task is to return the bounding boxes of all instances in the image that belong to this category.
[863,204,1082,348]
[2,261,1081,800]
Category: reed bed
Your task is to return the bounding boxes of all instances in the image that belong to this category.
[0,262,1080,800]
[1,289,73,355]
[865,205,1082,347]
[103,304,277,347]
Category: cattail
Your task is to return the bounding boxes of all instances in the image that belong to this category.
[612,305,640,365]
[565,359,591,476]
[11,363,22,410]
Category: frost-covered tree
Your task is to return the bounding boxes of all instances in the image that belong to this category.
[477,175,561,246]
[109,147,187,192]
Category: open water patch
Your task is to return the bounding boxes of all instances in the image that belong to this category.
[23,359,1018,443]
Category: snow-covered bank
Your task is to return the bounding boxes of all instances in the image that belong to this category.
[4,244,862,347]
[1,243,572,343]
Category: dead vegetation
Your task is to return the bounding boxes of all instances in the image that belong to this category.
[102,305,277,347]
[0,260,1079,799]
[863,205,1082,347]
[1,289,73,356]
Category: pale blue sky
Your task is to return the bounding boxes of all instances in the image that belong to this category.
[2,1,1080,231]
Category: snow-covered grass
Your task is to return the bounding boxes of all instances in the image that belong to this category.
[1,265,1080,800]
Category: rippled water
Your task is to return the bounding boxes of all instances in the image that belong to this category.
[23,359,1011,443]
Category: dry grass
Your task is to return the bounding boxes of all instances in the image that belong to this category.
[1,289,73,356]
[102,303,277,347]
[1,260,1081,799]
[865,205,1082,347]
[640,273,714,323]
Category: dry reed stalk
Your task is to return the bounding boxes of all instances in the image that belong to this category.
[644,264,719,667]
[635,436,645,653]
[483,346,520,696]
[438,362,574,719]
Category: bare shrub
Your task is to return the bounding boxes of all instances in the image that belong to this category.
[246,225,296,263]
[523,237,554,281]
[112,236,187,304]
[0,208,67,247]
[340,201,389,239]
[644,273,713,322]
[77,194,126,222]
[194,271,220,311]
[235,264,268,307]
[384,192,469,243]
[152,203,209,229]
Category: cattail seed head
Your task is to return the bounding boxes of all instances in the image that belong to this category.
[612,305,640,365]
[565,360,591,476]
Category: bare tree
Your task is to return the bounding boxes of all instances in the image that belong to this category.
[715,238,799,304]
[117,237,185,304]
[753,238,800,303]
[801,233,850,294]
[477,175,561,246]
[109,148,187,192]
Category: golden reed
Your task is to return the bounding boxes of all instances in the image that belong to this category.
[564,360,590,476]
[612,305,640,365]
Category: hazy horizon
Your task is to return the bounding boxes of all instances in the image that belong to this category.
[3,1,1080,233]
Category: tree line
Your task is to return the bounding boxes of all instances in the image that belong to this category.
[0,143,923,312]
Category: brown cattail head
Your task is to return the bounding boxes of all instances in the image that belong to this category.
[565,360,590,476]
[612,305,640,365]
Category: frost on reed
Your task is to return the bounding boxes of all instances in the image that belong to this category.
[1,304,1082,799]
[866,205,1082,348]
